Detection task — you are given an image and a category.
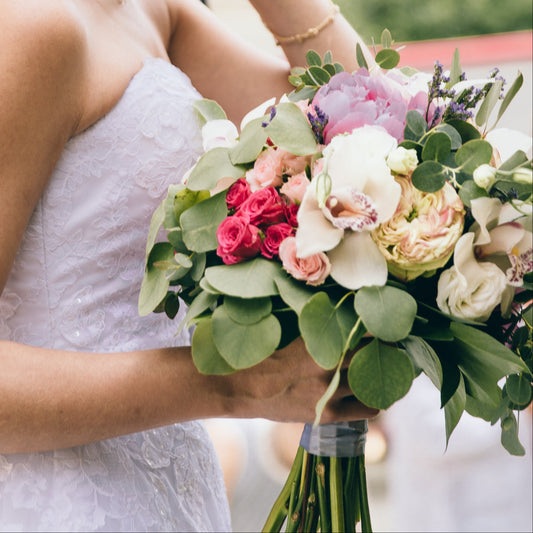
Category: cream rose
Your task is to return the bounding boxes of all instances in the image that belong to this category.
[279,237,331,286]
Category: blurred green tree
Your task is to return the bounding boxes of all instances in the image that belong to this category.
[335,0,532,43]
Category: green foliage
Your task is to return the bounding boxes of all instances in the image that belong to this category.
[335,0,532,43]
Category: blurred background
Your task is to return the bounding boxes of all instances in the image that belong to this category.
[202,1,533,531]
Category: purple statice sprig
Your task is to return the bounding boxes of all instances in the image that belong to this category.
[427,61,507,128]
[307,105,329,144]
[261,107,277,128]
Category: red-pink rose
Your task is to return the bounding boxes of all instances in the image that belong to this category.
[239,187,286,226]
[226,178,251,210]
[216,215,261,264]
[261,223,294,259]
[279,236,331,286]
[284,203,299,228]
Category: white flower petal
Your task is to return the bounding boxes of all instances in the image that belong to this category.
[296,187,343,257]
[486,128,533,161]
[240,97,277,130]
[201,119,238,151]
[328,232,388,290]
[360,160,402,222]
[470,197,503,245]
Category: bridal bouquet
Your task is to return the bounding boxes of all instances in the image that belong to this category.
[139,32,532,532]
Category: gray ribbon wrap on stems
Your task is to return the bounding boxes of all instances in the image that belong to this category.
[300,420,368,457]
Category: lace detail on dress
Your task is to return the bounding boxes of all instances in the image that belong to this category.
[0,58,231,532]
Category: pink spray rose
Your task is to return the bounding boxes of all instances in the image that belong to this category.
[280,172,310,204]
[279,236,331,286]
[312,68,428,144]
[239,187,286,226]
[216,215,262,265]
[261,223,294,259]
[225,178,251,210]
[245,147,285,191]
[284,203,300,228]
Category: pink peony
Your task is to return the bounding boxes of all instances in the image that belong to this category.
[279,236,331,286]
[311,68,428,144]
[238,187,286,226]
[226,178,251,210]
[261,223,294,259]
[280,172,310,204]
[216,215,262,264]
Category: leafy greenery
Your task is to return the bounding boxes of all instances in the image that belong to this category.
[335,0,532,43]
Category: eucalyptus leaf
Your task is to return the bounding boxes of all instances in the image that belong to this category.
[411,161,448,192]
[356,43,369,69]
[138,242,174,316]
[496,72,523,124]
[191,318,236,375]
[299,292,347,369]
[186,147,245,191]
[501,411,526,456]
[505,374,532,406]
[212,306,281,369]
[229,118,269,165]
[275,274,316,315]
[375,48,400,69]
[348,339,414,409]
[224,296,272,325]
[265,103,318,155]
[433,124,462,150]
[444,119,481,143]
[499,149,529,172]
[475,79,503,128]
[447,48,462,88]
[193,98,227,124]
[381,29,393,49]
[444,373,466,448]
[458,179,489,207]
[205,258,283,298]
[308,66,331,86]
[180,191,228,253]
[306,50,322,66]
[145,199,166,259]
[163,292,181,320]
[354,285,417,342]
[404,110,428,142]
[189,252,207,282]
[177,289,219,334]
[401,335,443,389]
[422,132,452,163]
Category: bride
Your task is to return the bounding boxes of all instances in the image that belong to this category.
[0,0,377,530]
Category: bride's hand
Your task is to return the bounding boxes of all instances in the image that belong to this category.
[219,337,379,424]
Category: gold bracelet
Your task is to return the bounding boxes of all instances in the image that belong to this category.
[271,4,340,46]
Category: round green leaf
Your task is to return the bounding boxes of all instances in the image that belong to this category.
[205,258,282,298]
[191,318,235,375]
[308,66,331,85]
[180,191,228,253]
[354,285,417,342]
[193,99,227,124]
[455,139,493,173]
[229,118,269,165]
[299,292,347,369]
[444,119,481,143]
[138,242,174,316]
[403,110,427,141]
[411,161,448,192]
[375,48,400,69]
[458,179,489,207]
[348,339,414,409]
[186,147,245,191]
[224,296,272,325]
[422,131,452,163]
[212,306,281,369]
[505,374,532,406]
[265,103,317,155]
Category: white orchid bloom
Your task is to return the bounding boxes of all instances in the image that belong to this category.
[295,125,402,290]
[485,128,532,162]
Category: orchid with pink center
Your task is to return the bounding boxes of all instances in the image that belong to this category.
[295,125,401,290]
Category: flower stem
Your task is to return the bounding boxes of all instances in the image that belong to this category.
[330,457,345,533]
[262,446,304,533]
[358,455,373,533]
[315,457,331,532]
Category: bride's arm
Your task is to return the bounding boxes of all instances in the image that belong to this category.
[166,0,373,124]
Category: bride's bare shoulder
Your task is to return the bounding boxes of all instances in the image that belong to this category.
[0,0,88,129]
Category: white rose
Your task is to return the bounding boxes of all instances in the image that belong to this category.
[386,147,419,174]
[473,164,497,190]
[436,233,508,321]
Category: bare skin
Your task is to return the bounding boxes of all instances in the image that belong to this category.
[0,0,376,455]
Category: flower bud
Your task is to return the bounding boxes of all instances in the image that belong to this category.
[473,164,497,190]
[386,147,418,174]
[513,167,533,185]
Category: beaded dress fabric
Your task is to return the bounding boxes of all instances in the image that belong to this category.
[0,58,231,532]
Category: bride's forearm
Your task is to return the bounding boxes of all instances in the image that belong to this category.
[248,0,373,70]
[0,340,228,454]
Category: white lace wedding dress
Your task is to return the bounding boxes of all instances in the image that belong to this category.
[0,58,231,532]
